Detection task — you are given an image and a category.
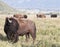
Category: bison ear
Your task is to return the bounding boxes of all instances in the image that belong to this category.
[5,17,9,22]
[6,17,8,20]
[24,15,27,18]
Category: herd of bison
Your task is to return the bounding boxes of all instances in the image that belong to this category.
[4,14,57,44]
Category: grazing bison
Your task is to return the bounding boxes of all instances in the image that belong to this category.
[4,17,36,43]
[13,14,27,18]
[37,14,46,18]
[51,14,57,18]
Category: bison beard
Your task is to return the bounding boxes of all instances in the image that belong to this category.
[4,17,19,43]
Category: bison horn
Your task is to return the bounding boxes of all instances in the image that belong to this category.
[8,18,12,23]
[24,15,27,18]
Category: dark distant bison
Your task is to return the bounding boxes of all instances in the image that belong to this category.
[37,14,46,18]
[4,17,36,43]
[51,14,57,18]
[13,14,27,18]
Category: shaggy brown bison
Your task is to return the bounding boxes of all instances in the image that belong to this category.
[37,14,46,18]
[51,14,57,18]
[4,17,36,43]
[13,14,27,18]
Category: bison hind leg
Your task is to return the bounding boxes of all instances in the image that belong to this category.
[30,32,36,44]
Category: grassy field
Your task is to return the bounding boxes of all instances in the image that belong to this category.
[0,15,60,47]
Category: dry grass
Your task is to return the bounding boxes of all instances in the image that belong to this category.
[0,14,60,47]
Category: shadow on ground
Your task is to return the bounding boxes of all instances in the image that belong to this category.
[21,40,41,47]
[0,34,8,41]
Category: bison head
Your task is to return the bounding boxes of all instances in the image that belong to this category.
[4,17,19,41]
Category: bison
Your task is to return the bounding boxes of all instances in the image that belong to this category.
[4,17,36,43]
[37,14,46,18]
[51,14,57,18]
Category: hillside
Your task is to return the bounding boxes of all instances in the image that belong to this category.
[0,0,19,14]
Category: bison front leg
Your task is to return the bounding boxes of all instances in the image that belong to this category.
[25,33,30,42]
[7,33,11,40]
[12,33,18,43]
